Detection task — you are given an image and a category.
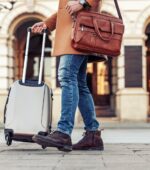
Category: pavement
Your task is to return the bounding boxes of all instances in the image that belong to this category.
[0,128,150,170]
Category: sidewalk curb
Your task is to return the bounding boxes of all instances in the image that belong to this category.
[59,122,150,130]
[100,122,150,129]
[1,122,150,130]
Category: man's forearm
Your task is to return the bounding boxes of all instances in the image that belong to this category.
[44,12,57,32]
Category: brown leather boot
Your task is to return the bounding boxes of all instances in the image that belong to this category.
[72,130,104,150]
[32,131,72,152]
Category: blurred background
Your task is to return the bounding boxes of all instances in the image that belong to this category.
[0,0,150,126]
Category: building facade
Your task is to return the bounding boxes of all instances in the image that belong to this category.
[0,0,150,124]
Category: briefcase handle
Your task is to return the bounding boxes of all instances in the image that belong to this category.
[22,27,48,85]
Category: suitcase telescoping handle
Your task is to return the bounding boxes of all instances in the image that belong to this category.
[22,27,47,85]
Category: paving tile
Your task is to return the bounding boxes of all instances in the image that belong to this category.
[0,129,150,170]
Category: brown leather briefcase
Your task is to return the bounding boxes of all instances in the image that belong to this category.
[71,0,125,57]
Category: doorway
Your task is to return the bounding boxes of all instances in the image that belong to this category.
[87,58,115,117]
[13,18,52,83]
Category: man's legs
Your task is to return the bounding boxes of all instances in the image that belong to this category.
[32,54,103,151]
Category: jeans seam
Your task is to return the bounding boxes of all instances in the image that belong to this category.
[69,55,74,128]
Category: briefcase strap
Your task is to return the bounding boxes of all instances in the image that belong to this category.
[114,0,123,20]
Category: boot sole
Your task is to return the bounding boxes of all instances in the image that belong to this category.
[73,146,104,151]
[57,145,72,152]
[33,136,72,152]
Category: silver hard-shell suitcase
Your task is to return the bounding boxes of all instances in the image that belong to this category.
[4,28,53,148]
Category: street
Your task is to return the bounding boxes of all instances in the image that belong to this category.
[0,128,150,170]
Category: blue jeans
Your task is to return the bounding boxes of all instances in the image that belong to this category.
[57,54,99,136]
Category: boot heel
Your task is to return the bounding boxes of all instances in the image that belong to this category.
[58,145,72,152]
[90,146,104,151]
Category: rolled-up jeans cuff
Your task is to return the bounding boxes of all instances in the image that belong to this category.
[84,127,99,131]
[57,128,71,137]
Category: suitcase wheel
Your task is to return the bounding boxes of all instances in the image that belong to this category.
[42,145,46,150]
[5,134,12,146]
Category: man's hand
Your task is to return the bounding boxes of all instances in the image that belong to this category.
[65,1,83,15]
[31,22,47,33]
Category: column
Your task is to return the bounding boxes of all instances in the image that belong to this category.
[0,34,10,122]
[116,37,149,121]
